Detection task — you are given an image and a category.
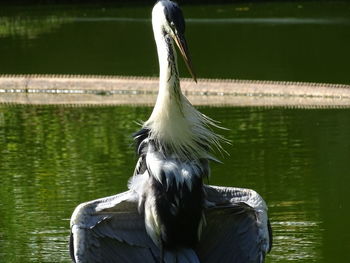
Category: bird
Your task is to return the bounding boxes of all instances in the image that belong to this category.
[69,1,272,263]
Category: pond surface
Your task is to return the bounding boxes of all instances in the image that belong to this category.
[1,105,350,262]
[0,1,350,84]
[1,1,350,263]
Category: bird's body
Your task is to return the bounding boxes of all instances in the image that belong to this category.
[69,1,272,262]
[131,0,223,252]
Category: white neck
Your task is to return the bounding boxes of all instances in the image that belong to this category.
[145,10,187,154]
[144,3,224,160]
[152,22,182,110]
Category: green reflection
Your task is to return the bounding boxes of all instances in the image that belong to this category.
[0,105,150,262]
[1,105,350,262]
[0,16,71,39]
[0,2,350,83]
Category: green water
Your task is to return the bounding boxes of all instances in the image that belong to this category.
[0,1,350,83]
[1,1,350,262]
[1,105,350,262]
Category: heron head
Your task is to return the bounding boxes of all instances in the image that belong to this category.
[152,0,197,82]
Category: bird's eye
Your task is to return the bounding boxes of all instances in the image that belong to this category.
[169,22,177,35]
[171,22,178,30]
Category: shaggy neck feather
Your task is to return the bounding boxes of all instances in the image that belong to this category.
[144,11,223,160]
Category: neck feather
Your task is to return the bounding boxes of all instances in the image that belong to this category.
[144,25,224,160]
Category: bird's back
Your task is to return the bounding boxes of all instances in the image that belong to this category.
[148,166,204,249]
[132,128,208,250]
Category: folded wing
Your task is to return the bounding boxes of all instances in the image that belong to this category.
[70,190,160,263]
[196,185,272,263]
[69,186,271,263]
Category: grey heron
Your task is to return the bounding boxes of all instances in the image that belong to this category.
[69,1,272,262]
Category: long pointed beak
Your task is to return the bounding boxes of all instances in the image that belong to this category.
[173,33,197,83]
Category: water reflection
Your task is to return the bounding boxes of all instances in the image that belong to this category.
[0,2,350,83]
[1,105,350,262]
[0,106,147,262]
[0,16,70,39]
[270,202,323,262]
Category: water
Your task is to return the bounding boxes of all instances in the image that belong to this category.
[1,1,350,262]
[1,105,350,262]
[0,2,349,83]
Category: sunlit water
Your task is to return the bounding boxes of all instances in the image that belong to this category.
[1,105,350,262]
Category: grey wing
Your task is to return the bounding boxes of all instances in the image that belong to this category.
[195,185,272,263]
[70,190,159,263]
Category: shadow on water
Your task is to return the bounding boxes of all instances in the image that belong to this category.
[0,105,350,262]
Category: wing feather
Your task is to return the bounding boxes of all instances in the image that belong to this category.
[70,190,159,263]
[70,186,271,263]
[195,185,272,263]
